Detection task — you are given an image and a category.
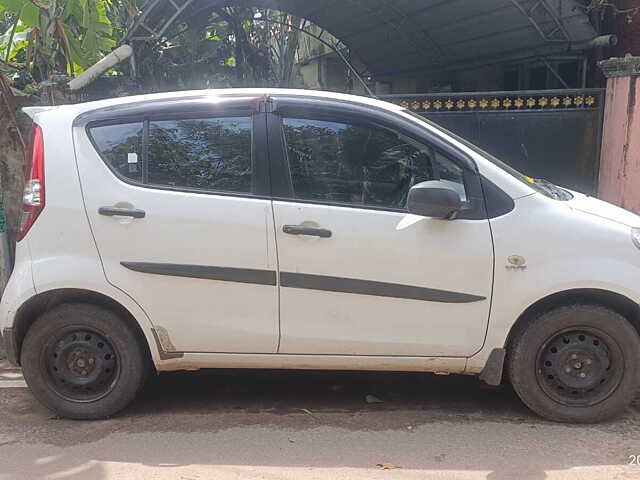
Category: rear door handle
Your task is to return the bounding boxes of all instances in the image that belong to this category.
[98,207,146,219]
[283,225,332,238]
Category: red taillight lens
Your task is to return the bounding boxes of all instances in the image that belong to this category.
[18,124,45,241]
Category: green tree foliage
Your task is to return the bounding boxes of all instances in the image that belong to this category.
[92,117,253,193]
[0,0,137,86]
[133,7,314,91]
[0,3,340,93]
[146,118,252,192]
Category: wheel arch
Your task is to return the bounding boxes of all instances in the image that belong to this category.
[12,288,156,370]
[504,288,640,351]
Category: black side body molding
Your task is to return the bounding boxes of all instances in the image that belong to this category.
[280,272,486,304]
[121,262,277,286]
[121,263,486,304]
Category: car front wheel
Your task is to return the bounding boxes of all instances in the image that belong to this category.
[21,303,147,420]
[508,304,640,423]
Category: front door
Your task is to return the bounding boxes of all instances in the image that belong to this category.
[74,99,279,354]
[269,103,494,357]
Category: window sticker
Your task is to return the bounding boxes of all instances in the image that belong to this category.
[128,152,139,173]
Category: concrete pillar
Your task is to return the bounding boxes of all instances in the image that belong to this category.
[598,55,640,212]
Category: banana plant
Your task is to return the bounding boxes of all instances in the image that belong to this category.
[0,0,129,81]
[62,0,116,69]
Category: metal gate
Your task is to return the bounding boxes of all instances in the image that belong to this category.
[381,89,604,195]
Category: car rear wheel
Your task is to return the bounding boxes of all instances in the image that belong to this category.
[21,303,147,420]
[508,304,640,423]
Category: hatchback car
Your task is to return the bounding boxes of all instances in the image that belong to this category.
[2,89,640,422]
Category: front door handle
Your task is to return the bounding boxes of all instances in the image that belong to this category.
[283,225,332,238]
[98,207,146,219]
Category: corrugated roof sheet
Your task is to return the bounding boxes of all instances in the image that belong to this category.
[130,0,598,76]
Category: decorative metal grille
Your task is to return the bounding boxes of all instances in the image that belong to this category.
[381,89,602,113]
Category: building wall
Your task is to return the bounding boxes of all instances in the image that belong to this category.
[598,72,640,213]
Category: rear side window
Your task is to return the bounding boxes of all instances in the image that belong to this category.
[147,118,252,192]
[89,116,253,194]
[89,122,144,182]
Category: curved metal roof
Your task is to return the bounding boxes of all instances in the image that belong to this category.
[127,0,598,76]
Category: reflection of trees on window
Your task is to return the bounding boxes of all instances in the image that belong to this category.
[283,117,467,209]
[90,117,253,195]
[90,123,144,182]
[148,117,252,193]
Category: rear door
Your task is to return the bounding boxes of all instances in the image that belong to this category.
[268,98,494,357]
[74,97,280,354]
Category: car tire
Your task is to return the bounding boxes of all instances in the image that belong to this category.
[21,303,148,420]
[507,304,640,423]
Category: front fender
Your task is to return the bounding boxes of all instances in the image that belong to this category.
[467,193,640,373]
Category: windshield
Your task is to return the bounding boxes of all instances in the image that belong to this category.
[402,109,573,201]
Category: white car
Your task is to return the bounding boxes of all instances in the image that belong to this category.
[2,89,640,422]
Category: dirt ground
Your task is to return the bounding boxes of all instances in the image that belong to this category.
[2,359,640,479]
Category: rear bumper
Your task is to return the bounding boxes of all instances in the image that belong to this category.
[1,328,18,366]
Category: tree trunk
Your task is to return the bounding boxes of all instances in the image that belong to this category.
[0,75,34,285]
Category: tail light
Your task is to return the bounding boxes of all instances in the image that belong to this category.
[18,124,45,241]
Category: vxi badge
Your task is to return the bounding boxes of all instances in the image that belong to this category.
[506,255,527,271]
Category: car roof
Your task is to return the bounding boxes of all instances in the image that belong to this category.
[42,88,404,119]
[26,87,536,201]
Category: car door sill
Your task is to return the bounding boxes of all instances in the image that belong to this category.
[154,352,468,374]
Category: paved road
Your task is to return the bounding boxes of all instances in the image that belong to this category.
[2,359,640,479]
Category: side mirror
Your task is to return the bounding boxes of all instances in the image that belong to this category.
[407,180,462,219]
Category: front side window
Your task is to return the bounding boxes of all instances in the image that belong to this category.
[402,109,572,200]
[282,117,468,210]
[89,116,253,195]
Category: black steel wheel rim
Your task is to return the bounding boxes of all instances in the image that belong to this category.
[43,328,120,402]
[536,327,624,407]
